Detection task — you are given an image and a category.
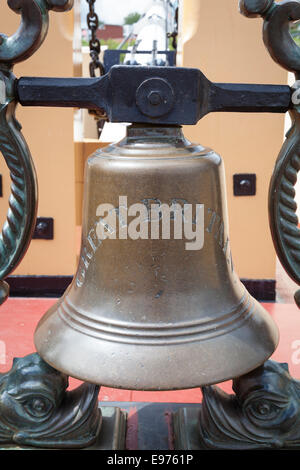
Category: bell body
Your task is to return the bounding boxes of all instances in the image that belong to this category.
[34,125,279,390]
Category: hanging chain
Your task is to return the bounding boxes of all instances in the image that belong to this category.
[167,6,178,51]
[86,0,107,129]
[86,0,105,77]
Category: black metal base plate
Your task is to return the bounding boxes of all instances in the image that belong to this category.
[88,406,127,450]
[173,406,300,450]
[0,406,127,450]
[173,407,204,450]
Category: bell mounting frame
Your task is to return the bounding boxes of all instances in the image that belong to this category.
[0,0,300,452]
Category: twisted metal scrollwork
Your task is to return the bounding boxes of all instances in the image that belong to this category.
[0,70,37,303]
[0,0,73,65]
[240,0,300,306]
[269,110,300,288]
[0,0,73,304]
[198,361,300,450]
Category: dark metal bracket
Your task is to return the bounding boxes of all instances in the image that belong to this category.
[16,67,292,125]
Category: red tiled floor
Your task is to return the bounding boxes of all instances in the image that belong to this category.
[0,298,298,403]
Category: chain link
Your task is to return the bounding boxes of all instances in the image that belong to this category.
[86,0,107,127]
[86,0,105,77]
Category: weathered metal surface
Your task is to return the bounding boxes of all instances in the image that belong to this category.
[1,407,127,450]
[268,110,300,290]
[174,360,300,450]
[0,0,73,65]
[0,353,101,448]
[0,70,37,305]
[240,0,300,77]
[34,125,278,389]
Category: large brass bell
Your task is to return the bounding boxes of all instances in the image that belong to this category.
[34,125,279,390]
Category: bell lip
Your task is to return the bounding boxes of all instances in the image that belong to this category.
[34,301,279,391]
[32,349,279,392]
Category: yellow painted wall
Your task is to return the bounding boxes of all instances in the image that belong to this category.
[177,0,288,279]
[0,5,77,275]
